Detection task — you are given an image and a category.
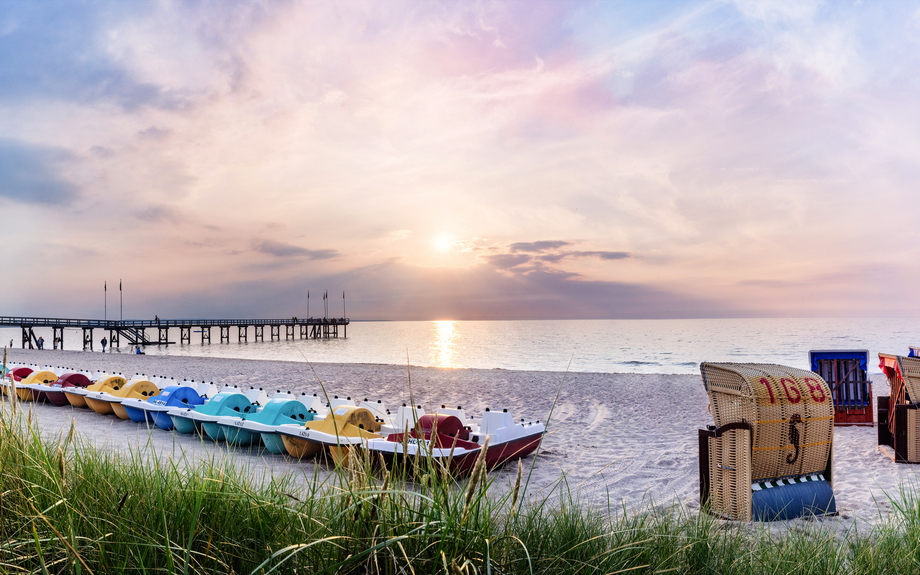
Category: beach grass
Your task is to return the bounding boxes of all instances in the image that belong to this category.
[2,403,920,575]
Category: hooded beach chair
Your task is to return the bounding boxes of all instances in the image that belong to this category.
[698,363,835,521]
[809,350,873,426]
[877,353,920,463]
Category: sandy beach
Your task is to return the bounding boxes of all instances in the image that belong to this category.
[5,348,917,533]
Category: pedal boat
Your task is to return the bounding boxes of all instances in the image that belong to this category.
[22,372,92,405]
[85,379,160,418]
[167,388,258,438]
[216,392,316,451]
[64,375,127,408]
[121,384,210,428]
[366,413,483,474]
[1,366,33,397]
[14,369,58,401]
[471,408,545,469]
[277,405,383,460]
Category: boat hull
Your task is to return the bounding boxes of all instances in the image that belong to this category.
[373,449,481,474]
[152,411,175,430]
[122,404,154,423]
[280,434,324,459]
[202,422,226,442]
[45,390,71,406]
[222,424,261,447]
[170,415,201,434]
[261,433,287,454]
[111,403,132,420]
[85,397,115,415]
[484,432,544,469]
[64,391,88,408]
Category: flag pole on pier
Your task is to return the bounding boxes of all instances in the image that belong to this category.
[120,279,123,321]
[307,290,310,319]
[104,281,107,320]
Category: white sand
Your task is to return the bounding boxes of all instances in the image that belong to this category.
[7,348,918,532]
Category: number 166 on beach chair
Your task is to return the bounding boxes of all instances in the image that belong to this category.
[698,363,836,521]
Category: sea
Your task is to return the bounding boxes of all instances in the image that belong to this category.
[3,318,917,375]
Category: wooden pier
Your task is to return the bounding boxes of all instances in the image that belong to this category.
[0,316,348,350]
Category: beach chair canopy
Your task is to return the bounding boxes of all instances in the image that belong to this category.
[701,362,833,482]
[879,354,920,406]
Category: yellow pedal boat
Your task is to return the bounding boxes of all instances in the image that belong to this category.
[16,370,58,402]
[278,405,382,460]
[65,375,126,408]
[86,380,160,417]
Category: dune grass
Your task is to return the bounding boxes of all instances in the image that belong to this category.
[3,373,920,575]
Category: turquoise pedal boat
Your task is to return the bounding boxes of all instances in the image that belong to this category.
[216,391,317,452]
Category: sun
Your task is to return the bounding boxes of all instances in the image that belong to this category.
[434,235,453,252]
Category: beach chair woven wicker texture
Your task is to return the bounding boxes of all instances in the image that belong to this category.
[877,353,920,463]
[699,362,835,521]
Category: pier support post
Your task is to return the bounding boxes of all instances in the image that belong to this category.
[158,327,169,345]
[300,324,307,338]
[52,326,64,349]
[22,327,35,349]
[270,325,280,341]
[238,326,247,342]
[180,327,191,344]
[83,328,93,351]
[285,324,294,339]
[255,325,264,342]
[201,326,210,344]
[220,326,230,343]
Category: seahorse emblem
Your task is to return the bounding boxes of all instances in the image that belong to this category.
[786,413,802,464]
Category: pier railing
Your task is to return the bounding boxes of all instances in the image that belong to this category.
[0,316,349,350]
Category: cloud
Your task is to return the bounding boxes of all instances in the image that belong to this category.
[138,126,173,141]
[485,253,531,269]
[254,239,339,260]
[134,204,182,223]
[494,241,631,268]
[0,139,78,204]
[508,240,572,253]
[575,251,631,260]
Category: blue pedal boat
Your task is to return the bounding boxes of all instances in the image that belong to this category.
[121,385,208,429]
[216,392,317,452]
[167,388,257,438]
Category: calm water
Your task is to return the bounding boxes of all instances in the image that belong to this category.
[2,318,917,374]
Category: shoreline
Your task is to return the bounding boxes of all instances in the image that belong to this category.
[5,348,915,534]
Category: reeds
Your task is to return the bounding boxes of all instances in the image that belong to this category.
[5,409,920,575]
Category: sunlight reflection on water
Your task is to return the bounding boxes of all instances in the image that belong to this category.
[3,318,917,374]
[431,320,458,368]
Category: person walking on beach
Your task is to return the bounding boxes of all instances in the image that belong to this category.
[37,336,44,350]
[101,337,107,353]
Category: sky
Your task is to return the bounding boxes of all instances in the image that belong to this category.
[2,0,920,321]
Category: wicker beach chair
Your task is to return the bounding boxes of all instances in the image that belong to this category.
[877,353,920,463]
[698,363,835,521]
[810,350,873,426]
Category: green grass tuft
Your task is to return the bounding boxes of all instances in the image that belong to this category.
[4,402,920,574]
